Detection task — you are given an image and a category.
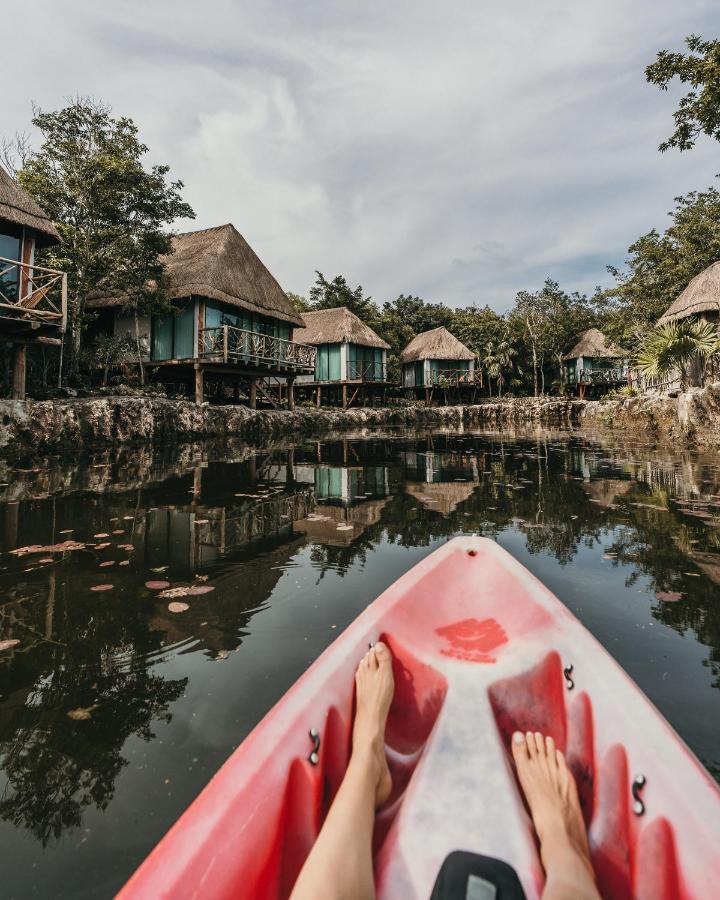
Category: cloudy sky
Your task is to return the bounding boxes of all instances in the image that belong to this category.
[6,1,720,310]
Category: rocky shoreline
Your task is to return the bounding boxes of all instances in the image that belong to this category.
[2,385,720,456]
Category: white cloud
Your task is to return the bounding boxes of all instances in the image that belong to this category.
[5,0,720,310]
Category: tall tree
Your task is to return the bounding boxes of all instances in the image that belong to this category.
[646,34,720,152]
[604,182,720,343]
[18,98,194,378]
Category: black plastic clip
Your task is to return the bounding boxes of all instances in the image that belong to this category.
[309,728,320,765]
[632,775,646,815]
[563,664,575,690]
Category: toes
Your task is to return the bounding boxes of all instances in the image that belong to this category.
[512,731,529,766]
[374,641,391,665]
[534,732,545,757]
[525,731,536,758]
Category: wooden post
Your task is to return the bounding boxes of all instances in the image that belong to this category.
[425,387,430,407]
[287,376,295,411]
[342,383,348,409]
[223,324,229,362]
[12,346,27,400]
[316,385,321,408]
[249,378,257,409]
[233,381,240,403]
[194,364,204,405]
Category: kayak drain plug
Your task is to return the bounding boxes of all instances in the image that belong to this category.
[309,728,321,765]
[563,664,574,690]
[632,775,646,816]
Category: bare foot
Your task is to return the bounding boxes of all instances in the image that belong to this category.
[512,731,600,900]
[352,642,394,807]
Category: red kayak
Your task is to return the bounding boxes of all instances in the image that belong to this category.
[119,537,720,899]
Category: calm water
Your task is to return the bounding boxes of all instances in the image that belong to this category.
[1,429,719,898]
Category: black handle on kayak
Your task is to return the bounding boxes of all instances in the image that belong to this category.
[309,728,321,765]
[563,664,574,690]
[632,775,646,815]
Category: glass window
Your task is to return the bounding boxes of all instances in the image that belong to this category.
[0,228,22,303]
[174,303,195,359]
[152,316,173,360]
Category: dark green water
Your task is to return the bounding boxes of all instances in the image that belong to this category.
[1,429,719,898]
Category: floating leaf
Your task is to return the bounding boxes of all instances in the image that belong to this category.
[194,574,209,582]
[168,601,190,613]
[67,705,98,720]
[118,560,130,567]
[214,650,229,660]
[58,529,74,535]
[117,544,134,551]
[150,566,168,573]
[656,590,684,603]
[0,639,20,651]
[187,585,215,596]
[90,583,114,592]
[145,580,171,590]
[95,542,111,550]
[94,533,110,539]
[112,529,125,535]
[194,519,210,525]
[38,557,54,564]
[99,560,115,568]
[10,540,86,556]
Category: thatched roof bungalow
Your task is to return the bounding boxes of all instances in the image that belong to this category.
[658,261,720,324]
[87,223,314,405]
[0,165,66,399]
[561,328,629,392]
[294,307,389,385]
[400,326,475,388]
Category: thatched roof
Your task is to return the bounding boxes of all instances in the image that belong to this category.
[400,326,474,363]
[86,223,302,326]
[0,166,60,244]
[296,307,390,349]
[658,261,720,324]
[562,328,629,361]
[406,481,475,516]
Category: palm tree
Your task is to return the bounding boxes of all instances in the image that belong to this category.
[634,319,720,389]
[494,340,517,397]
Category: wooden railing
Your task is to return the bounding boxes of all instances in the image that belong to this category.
[346,360,386,382]
[200,324,316,372]
[0,256,67,331]
[429,368,478,387]
[568,367,627,386]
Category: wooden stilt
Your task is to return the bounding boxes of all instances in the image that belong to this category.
[12,346,27,400]
[194,365,204,405]
[342,383,348,409]
[425,387,430,407]
[249,378,257,409]
[233,381,240,403]
[316,385,321,408]
[287,376,295,411]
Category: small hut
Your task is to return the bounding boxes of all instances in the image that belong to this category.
[0,166,66,399]
[294,307,390,407]
[87,223,314,407]
[562,328,629,398]
[400,326,476,403]
[658,262,720,325]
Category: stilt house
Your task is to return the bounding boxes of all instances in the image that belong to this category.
[400,326,476,403]
[0,166,66,399]
[87,224,314,407]
[562,328,629,398]
[294,307,390,407]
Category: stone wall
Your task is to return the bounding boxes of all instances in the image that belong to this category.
[0,396,581,457]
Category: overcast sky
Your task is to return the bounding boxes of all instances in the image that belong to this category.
[6,1,720,310]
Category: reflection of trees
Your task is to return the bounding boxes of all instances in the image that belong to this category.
[0,564,187,844]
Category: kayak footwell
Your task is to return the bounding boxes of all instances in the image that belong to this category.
[117,538,720,900]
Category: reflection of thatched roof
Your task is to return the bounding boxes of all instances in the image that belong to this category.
[406,481,474,516]
[295,498,388,546]
[689,550,720,585]
[86,224,302,326]
[400,327,474,363]
[296,307,390,349]
[658,261,720,324]
[562,328,629,361]
[0,166,60,244]
[581,479,632,507]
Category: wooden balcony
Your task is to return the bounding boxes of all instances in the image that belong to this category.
[0,256,67,341]
[346,361,387,383]
[428,368,479,387]
[199,325,316,375]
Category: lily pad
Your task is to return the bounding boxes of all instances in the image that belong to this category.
[656,590,684,603]
[187,585,215,595]
[168,601,190,613]
[90,584,114,592]
[145,580,171,590]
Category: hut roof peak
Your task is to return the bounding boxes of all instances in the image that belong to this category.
[400,326,474,362]
[562,327,629,361]
[658,260,720,324]
[296,307,390,349]
[0,165,60,245]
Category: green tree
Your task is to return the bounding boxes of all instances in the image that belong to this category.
[308,272,380,324]
[18,98,194,379]
[646,34,720,152]
[634,319,720,389]
[604,183,720,344]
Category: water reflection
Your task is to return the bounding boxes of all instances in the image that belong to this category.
[1,430,719,897]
